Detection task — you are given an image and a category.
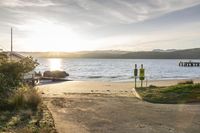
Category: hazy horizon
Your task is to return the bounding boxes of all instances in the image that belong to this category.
[10,47,198,53]
[0,0,200,52]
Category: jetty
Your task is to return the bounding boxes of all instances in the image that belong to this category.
[179,61,200,67]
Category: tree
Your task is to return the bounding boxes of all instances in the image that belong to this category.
[0,56,38,92]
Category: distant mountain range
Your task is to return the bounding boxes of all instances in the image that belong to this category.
[20,48,200,59]
[152,49,177,52]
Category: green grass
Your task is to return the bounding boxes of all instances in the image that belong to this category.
[136,83,200,104]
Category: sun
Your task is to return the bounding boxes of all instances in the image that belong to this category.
[26,20,85,52]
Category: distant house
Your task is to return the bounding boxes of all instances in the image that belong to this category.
[0,50,25,61]
[6,52,25,61]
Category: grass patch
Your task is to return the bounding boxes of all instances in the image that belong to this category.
[0,86,57,133]
[178,80,194,85]
[0,85,41,111]
[136,83,200,104]
[0,104,57,133]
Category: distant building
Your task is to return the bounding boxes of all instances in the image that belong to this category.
[0,50,25,61]
[8,52,25,61]
[0,50,36,83]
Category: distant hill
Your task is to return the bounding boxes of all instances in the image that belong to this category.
[152,49,177,52]
[20,48,200,59]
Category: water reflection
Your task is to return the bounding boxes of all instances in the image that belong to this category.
[48,58,62,71]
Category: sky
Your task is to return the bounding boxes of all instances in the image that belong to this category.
[0,0,200,52]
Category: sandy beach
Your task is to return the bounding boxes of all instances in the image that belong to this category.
[38,79,200,97]
[38,79,200,133]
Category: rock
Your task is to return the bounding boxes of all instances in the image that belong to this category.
[43,70,69,78]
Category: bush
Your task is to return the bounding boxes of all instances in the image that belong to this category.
[11,88,26,108]
[0,56,38,92]
[149,85,157,88]
[178,80,193,85]
[9,86,41,110]
[25,89,42,110]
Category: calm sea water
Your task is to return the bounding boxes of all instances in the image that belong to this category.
[35,58,200,81]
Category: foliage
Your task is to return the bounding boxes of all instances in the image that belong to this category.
[25,88,42,110]
[0,104,57,133]
[136,83,200,104]
[0,53,8,62]
[9,85,41,110]
[178,80,194,85]
[0,56,38,92]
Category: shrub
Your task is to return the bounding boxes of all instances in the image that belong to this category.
[0,56,38,92]
[25,89,42,110]
[11,89,26,108]
[149,85,157,88]
[9,86,41,110]
[178,80,194,85]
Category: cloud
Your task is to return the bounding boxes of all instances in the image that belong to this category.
[41,0,200,26]
[1,0,200,28]
[0,0,55,7]
[0,0,200,51]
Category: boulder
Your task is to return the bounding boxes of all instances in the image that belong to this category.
[43,70,69,78]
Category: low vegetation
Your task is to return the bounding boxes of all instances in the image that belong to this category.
[0,55,56,133]
[0,86,56,132]
[136,81,200,104]
[178,80,194,85]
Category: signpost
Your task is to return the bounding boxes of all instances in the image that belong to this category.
[134,64,145,88]
[139,64,145,87]
[134,64,138,89]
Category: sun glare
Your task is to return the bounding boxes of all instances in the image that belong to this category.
[49,58,62,71]
[25,20,86,52]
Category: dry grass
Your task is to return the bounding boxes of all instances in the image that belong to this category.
[9,86,41,110]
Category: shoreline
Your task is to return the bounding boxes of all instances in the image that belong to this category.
[38,78,200,97]
[38,78,200,132]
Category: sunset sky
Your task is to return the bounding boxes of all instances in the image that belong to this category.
[0,0,200,52]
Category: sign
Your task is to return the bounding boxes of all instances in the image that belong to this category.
[134,64,138,77]
[134,64,138,88]
[134,68,138,77]
[139,64,145,81]
[139,68,145,80]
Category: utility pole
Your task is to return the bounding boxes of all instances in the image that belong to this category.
[10,27,13,60]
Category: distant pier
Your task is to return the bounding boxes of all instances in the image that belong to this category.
[179,61,200,67]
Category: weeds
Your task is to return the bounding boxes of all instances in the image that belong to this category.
[9,85,41,110]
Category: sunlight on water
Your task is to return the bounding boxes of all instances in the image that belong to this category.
[49,58,62,71]
[37,59,200,81]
